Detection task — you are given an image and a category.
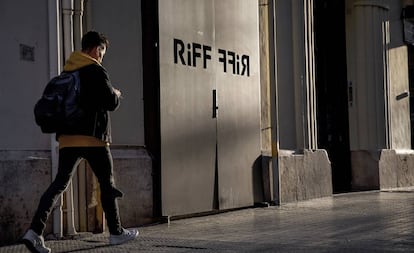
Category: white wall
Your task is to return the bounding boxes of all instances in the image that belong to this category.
[87,0,145,146]
[388,1,411,149]
[275,0,312,151]
[274,0,299,150]
[0,0,51,150]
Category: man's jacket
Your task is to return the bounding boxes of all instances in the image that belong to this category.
[57,51,120,147]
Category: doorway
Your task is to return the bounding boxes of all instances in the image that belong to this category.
[143,0,262,217]
[314,0,352,193]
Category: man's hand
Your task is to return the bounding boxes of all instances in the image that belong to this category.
[113,87,123,99]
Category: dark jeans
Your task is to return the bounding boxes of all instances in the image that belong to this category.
[30,146,123,235]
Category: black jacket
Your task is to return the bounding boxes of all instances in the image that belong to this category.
[58,52,120,143]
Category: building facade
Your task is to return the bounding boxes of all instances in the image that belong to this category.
[1,0,414,245]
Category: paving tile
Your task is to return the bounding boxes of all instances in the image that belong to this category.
[2,191,414,252]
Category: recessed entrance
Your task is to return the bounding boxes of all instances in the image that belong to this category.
[314,0,352,193]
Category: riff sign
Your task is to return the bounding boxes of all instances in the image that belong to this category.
[173,38,250,76]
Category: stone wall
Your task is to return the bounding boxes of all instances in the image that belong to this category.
[112,148,154,227]
[379,150,414,189]
[350,149,414,191]
[350,150,380,190]
[0,151,52,246]
[0,148,154,246]
[279,150,332,203]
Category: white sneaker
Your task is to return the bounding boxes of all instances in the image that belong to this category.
[22,229,51,253]
[109,228,139,245]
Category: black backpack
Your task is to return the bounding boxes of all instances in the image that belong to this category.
[34,71,84,133]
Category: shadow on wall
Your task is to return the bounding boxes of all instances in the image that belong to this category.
[252,155,274,205]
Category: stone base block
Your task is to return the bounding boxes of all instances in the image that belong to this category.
[279,149,332,203]
[379,149,414,189]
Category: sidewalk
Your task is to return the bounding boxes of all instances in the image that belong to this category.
[1,190,414,252]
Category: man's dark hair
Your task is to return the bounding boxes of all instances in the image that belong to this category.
[81,31,109,51]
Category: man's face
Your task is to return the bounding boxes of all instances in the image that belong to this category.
[89,44,106,63]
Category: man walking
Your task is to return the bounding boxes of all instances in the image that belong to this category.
[22,31,138,253]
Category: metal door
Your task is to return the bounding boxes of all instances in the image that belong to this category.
[159,0,216,216]
[159,0,261,216]
[215,0,261,209]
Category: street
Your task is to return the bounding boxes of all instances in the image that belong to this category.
[2,190,414,252]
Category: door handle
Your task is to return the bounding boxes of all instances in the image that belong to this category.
[212,89,218,118]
